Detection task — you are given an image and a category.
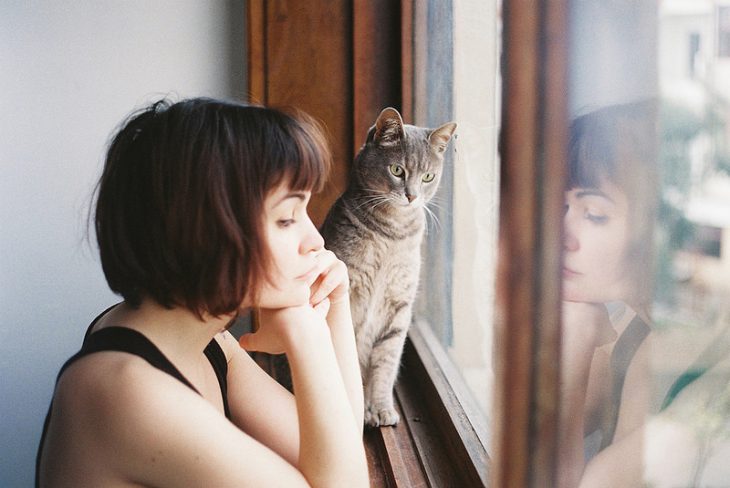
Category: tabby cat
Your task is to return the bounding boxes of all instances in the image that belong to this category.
[320,107,456,427]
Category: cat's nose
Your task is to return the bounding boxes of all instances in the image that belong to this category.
[406,193,416,203]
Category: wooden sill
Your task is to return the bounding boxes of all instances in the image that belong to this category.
[252,322,490,487]
[381,322,490,487]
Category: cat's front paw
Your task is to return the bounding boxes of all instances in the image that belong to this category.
[365,403,400,427]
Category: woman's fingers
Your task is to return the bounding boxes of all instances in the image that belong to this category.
[309,250,349,305]
[313,297,331,318]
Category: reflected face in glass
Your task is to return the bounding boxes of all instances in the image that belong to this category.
[256,182,324,309]
[563,180,634,303]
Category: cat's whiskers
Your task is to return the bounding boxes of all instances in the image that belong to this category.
[353,194,391,212]
[370,196,394,212]
[425,199,446,212]
[423,203,442,234]
[426,195,448,209]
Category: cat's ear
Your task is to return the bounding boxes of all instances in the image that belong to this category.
[429,122,457,153]
[373,107,404,147]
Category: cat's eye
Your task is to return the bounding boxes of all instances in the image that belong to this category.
[389,164,405,177]
[422,173,435,182]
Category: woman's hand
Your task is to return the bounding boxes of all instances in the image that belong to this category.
[308,249,350,307]
[239,300,330,355]
[562,301,616,352]
[559,301,614,487]
[239,249,348,355]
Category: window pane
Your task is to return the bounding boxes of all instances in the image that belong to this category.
[562,1,730,485]
[650,1,730,484]
[411,0,501,423]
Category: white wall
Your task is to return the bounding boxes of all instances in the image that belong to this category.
[0,2,245,485]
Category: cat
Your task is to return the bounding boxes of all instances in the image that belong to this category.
[320,107,457,427]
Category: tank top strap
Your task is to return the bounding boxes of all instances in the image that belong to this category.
[59,326,199,392]
[204,337,231,419]
[600,314,651,450]
[37,313,232,487]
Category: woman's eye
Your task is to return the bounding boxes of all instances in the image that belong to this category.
[277,219,295,228]
[422,173,435,182]
[389,164,404,177]
[585,212,608,224]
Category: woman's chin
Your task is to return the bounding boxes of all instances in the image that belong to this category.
[260,291,311,309]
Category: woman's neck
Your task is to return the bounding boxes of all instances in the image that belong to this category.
[98,299,234,361]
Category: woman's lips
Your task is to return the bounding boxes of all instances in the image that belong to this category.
[296,265,319,283]
[562,267,581,279]
[295,252,324,283]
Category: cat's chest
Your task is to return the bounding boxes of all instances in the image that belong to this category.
[358,230,422,267]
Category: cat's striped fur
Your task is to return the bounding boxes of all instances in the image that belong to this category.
[321,107,456,426]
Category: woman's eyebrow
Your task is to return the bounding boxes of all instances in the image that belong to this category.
[575,189,615,203]
[274,192,307,207]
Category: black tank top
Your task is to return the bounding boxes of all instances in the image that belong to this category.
[598,314,650,450]
[35,311,231,486]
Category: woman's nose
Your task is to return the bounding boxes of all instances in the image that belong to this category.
[301,217,325,254]
[563,217,580,252]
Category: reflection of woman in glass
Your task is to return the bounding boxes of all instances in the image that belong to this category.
[558,101,657,487]
[36,99,369,487]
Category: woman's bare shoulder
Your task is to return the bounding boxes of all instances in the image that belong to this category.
[49,351,308,487]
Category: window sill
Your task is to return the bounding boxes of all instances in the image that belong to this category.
[251,321,490,487]
[373,321,490,487]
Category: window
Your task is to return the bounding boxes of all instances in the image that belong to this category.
[411,0,500,422]
[689,32,700,77]
[246,0,730,485]
[686,223,722,257]
[718,5,730,57]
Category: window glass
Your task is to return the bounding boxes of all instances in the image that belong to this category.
[562,1,730,485]
[718,5,730,57]
[650,1,730,484]
[411,0,501,422]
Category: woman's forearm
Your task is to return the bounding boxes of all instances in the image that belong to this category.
[326,298,364,431]
[558,344,594,487]
[285,322,368,487]
[558,302,608,487]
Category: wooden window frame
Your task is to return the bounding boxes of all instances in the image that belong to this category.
[494,1,568,486]
[245,1,569,486]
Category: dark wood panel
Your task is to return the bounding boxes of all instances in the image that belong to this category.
[247,0,354,227]
[246,0,266,103]
[494,1,568,487]
[399,0,414,123]
[353,0,402,151]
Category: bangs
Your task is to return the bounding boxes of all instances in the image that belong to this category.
[263,109,331,194]
[568,106,626,190]
[568,124,617,190]
[568,101,656,191]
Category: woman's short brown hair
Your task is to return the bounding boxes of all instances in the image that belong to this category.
[568,100,659,304]
[94,98,330,317]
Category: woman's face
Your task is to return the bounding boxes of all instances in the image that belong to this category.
[563,180,635,303]
[256,181,324,309]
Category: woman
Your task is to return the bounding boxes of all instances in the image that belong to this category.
[36,98,369,487]
[558,101,658,487]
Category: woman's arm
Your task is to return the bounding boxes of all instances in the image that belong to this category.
[240,303,369,487]
[558,301,613,488]
[309,250,364,430]
[579,426,645,488]
[221,332,301,465]
[222,250,363,467]
[323,298,364,430]
[51,353,315,487]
